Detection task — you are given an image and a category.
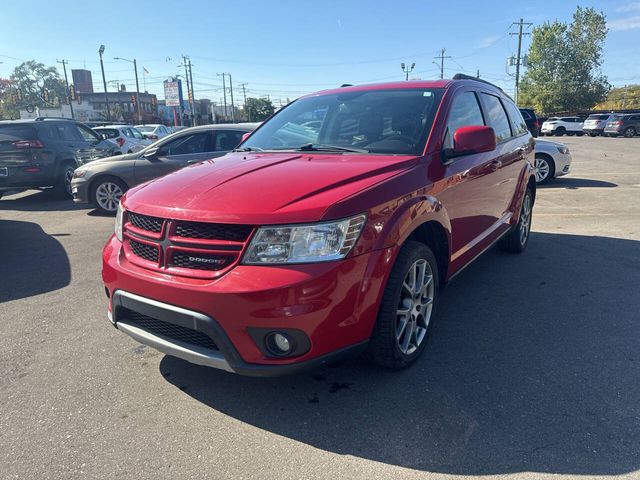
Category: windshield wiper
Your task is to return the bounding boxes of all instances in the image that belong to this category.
[296,143,369,153]
[234,146,264,152]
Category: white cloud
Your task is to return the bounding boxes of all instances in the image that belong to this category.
[476,35,500,49]
[615,1,640,12]
[609,16,640,30]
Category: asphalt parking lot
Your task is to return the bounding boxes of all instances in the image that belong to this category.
[1,136,639,480]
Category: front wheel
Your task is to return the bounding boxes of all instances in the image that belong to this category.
[367,241,439,369]
[534,155,555,184]
[624,127,636,138]
[499,188,533,253]
[53,161,76,199]
[91,177,127,214]
[555,127,566,136]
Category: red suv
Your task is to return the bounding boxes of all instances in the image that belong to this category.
[103,74,536,376]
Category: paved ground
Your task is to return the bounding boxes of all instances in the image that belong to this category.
[1,136,639,480]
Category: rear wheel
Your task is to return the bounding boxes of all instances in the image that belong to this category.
[624,127,636,138]
[53,161,76,199]
[367,241,439,369]
[576,132,584,136]
[91,176,127,214]
[499,188,533,254]
[534,155,555,184]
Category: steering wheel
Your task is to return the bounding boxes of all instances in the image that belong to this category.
[384,134,416,145]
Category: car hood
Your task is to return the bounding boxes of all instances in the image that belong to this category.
[123,152,419,224]
[79,152,139,168]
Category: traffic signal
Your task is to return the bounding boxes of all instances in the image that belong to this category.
[131,95,137,107]
[16,88,23,101]
[69,85,75,100]
[42,88,50,102]
[188,90,193,102]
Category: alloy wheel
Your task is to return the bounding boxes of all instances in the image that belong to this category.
[95,182,124,212]
[624,127,636,138]
[534,157,550,183]
[396,259,434,355]
[519,193,532,246]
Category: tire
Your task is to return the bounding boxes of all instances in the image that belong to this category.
[91,176,127,214]
[624,127,636,138]
[534,154,555,184]
[53,161,77,199]
[576,132,584,137]
[367,241,439,369]
[589,133,597,137]
[499,188,533,254]
[555,127,566,136]
[566,132,574,137]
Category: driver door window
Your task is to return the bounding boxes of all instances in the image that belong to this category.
[163,133,208,155]
[443,91,485,149]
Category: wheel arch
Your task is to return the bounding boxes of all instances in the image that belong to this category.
[405,220,450,286]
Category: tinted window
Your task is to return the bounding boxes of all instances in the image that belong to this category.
[39,125,60,140]
[0,125,37,141]
[77,124,100,142]
[505,100,529,136]
[96,128,119,139]
[443,91,485,149]
[214,130,244,151]
[163,133,208,155]
[243,88,444,155]
[519,110,532,120]
[481,93,512,142]
[56,124,82,141]
[588,114,610,120]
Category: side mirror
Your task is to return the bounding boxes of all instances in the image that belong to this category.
[444,125,496,161]
[241,132,252,142]
[143,146,160,158]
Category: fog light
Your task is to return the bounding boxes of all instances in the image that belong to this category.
[265,332,293,356]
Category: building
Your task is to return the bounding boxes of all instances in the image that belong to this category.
[72,69,94,94]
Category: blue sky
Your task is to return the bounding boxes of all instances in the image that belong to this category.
[0,0,638,106]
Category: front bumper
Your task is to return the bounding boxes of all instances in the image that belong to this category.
[553,152,572,178]
[71,177,91,204]
[103,235,393,375]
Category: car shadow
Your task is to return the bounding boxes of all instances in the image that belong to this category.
[0,190,90,212]
[0,220,71,303]
[540,178,618,189]
[159,232,640,476]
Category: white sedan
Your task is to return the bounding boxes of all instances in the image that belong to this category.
[534,139,572,184]
[93,125,152,154]
[135,124,171,140]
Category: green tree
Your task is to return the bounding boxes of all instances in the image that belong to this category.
[519,7,610,114]
[4,61,67,117]
[0,77,15,119]
[243,97,275,122]
[595,85,640,110]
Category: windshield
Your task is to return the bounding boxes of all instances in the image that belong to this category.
[242,88,444,155]
[137,126,155,132]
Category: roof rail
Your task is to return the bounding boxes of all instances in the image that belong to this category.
[452,73,506,93]
[34,116,74,121]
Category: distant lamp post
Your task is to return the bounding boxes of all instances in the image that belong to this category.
[98,45,111,121]
[114,56,141,123]
[401,62,416,81]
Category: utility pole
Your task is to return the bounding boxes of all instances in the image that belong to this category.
[433,49,451,79]
[400,62,415,81]
[57,59,74,119]
[510,18,532,104]
[228,73,235,123]
[240,83,248,105]
[181,55,195,126]
[217,73,227,120]
[188,58,196,126]
[98,45,111,121]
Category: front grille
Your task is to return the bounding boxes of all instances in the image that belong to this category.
[129,240,159,263]
[121,310,218,351]
[128,212,163,233]
[175,221,252,242]
[170,252,233,271]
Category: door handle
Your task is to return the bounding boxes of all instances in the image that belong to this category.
[489,160,502,171]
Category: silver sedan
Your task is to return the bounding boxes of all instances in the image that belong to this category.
[534,139,572,184]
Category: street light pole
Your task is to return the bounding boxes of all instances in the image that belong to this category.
[98,45,111,121]
[401,62,416,81]
[114,57,141,123]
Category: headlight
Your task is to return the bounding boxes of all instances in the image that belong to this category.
[73,169,87,179]
[115,201,124,242]
[243,214,367,264]
[557,146,569,154]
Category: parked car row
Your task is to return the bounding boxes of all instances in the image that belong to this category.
[539,113,640,138]
[93,125,152,154]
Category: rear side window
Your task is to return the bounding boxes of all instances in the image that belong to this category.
[0,125,37,141]
[480,93,512,142]
[97,129,119,139]
[214,130,244,151]
[56,124,82,142]
[589,114,609,120]
[504,100,529,136]
[443,91,485,149]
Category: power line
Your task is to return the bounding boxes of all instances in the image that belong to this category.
[434,49,451,79]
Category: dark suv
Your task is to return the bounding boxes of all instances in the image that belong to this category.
[0,117,117,199]
[519,108,539,137]
[604,114,640,137]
